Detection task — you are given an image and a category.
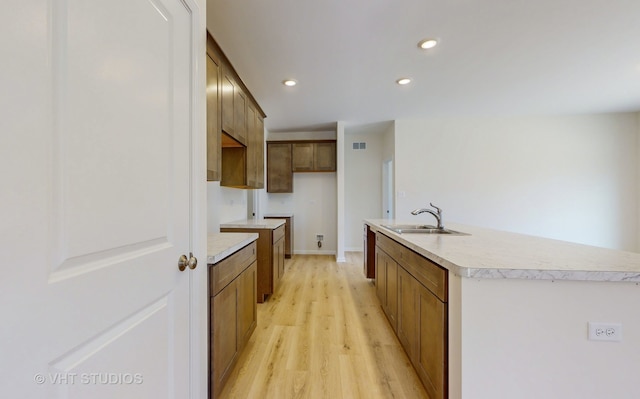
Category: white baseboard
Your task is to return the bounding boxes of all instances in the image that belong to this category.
[345,247,364,252]
[293,250,336,256]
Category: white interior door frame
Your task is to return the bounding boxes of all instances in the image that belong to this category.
[382,159,395,219]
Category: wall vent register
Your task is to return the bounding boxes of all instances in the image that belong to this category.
[352,142,367,150]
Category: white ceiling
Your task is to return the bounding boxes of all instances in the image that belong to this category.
[206,0,640,132]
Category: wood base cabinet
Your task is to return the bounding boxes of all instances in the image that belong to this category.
[210,242,257,398]
[363,224,375,278]
[220,224,286,303]
[264,215,293,258]
[375,246,398,333]
[375,232,448,399]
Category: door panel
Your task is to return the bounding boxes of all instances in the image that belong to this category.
[0,0,201,397]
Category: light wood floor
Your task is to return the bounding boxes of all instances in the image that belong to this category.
[219,253,428,399]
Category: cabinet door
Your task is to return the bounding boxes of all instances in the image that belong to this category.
[237,261,257,348]
[272,237,285,294]
[385,255,398,332]
[267,143,293,193]
[364,225,375,278]
[212,281,239,398]
[246,103,265,189]
[206,53,221,181]
[246,104,257,187]
[221,68,235,136]
[234,88,247,144]
[277,237,285,279]
[416,283,447,399]
[314,142,336,171]
[397,266,417,360]
[292,142,314,171]
[255,115,265,189]
[375,247,387,306]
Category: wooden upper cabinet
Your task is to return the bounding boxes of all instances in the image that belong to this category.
[206,53,221,181]
[292,141,336,172]
[207,31,266,188]
[246,102,264,189]
[221,66,248,146]
[221,67,236,138]
[314,142,336,171]
[292,143,314,172]
[234,88,247,145]
[255,114,265,188]
[267,142,293,193]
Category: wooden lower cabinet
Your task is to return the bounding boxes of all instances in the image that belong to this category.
[210,242,257,398]
[375,248,386,305]
[416,282,447,399]
[221,224,286,303]
[273,233,285,293]
[375,247,398,332]
[397,266,417,357]
[264,215,293,258]
[237,261,257,345]
[375,233,448,399]
[211,280,238,397]
[363,224,375,278]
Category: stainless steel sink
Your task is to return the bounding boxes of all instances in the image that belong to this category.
[381,224,469,235]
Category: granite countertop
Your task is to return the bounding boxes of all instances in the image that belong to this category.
[221,218,286,229]
[365,219,640,282]
[207,232,259,264]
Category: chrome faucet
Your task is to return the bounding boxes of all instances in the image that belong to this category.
[411,203,444,229]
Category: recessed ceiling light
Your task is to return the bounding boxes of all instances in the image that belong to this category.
[418,38,438,49]
[396,78,411,85]
[283,79,297,87]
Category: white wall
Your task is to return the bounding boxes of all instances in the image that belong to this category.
[449,276,640,399]
[637,112,640,251]
[207,182,248,233]
[344,128,384,250]
[261,173,337,254]
[394,113,639,251]
[260,130,337,255]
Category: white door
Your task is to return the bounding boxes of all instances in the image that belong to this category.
[0,0,205,397]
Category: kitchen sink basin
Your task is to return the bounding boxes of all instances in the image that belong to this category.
[381,224,469,235]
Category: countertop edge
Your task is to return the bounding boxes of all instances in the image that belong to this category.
[221,218,286,229]
[365,219,640,282]
[207,232,259,265]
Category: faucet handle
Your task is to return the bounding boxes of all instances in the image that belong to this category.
[430,203,442,214]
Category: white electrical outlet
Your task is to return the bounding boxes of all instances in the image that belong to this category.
[316,234,324,241]
[588,322,622,342]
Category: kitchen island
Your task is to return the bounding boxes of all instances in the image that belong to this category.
[365,219,640,399]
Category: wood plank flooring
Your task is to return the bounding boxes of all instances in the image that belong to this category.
[219,253,428,399]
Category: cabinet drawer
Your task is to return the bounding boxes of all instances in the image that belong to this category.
[376,233,403,261]
[210,242,257,297]
[376,233,447,302]
[273,224,285,243]
[400,250,447,302]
